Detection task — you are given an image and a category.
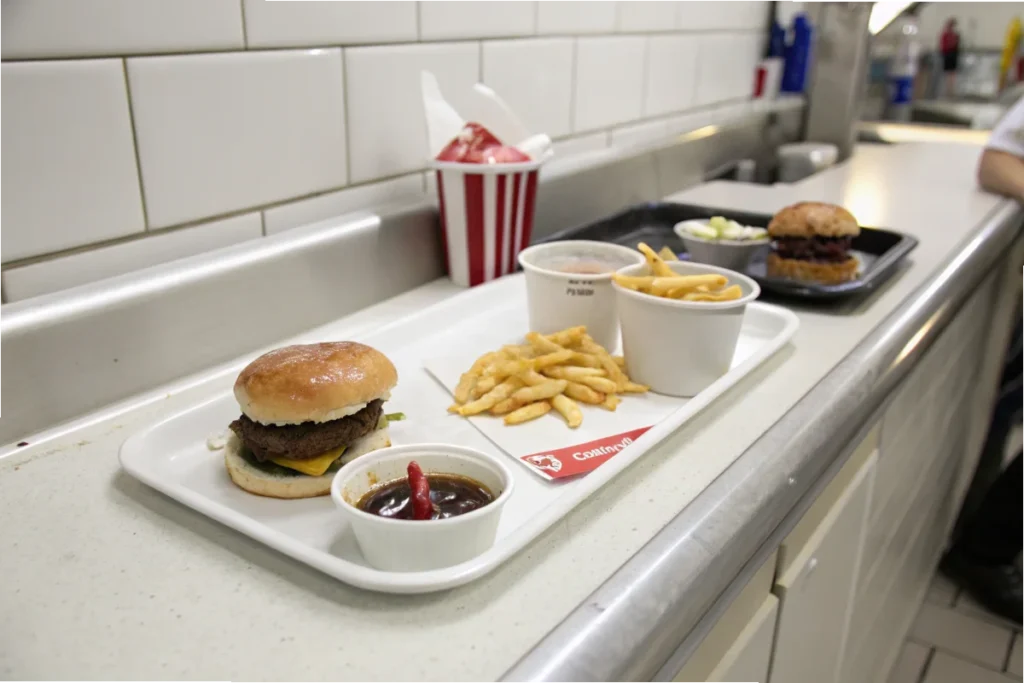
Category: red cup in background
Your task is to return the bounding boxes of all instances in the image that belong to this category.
[431,159,543,287]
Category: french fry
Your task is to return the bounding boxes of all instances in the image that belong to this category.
[568,352,604,369]
[484,358,532,379]
[531,349,574,371]
[545,326,586,347]
[564,381,605,404]
[471,374,499,399]
[650,274,728,296]
[454,372,478,405]
[454,350,501,404]
[621,381,650,393]
[578,375,618,393]
[658,246,679,261]
[637,242,675,277]
[542,365,606,381]
[510,379,568,404]
[504,401,551,425]
[611,273,656,292]
[489,397,518,415]
[682,285,743,302]
[450,325,645,429]
[525,331,566,355]
[580,336,629,391]
[458,377,523,416]
[550,394,582,428]
[518,368,550,386]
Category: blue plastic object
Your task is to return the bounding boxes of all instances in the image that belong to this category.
[781,13,813,93]
[769,21,786,58]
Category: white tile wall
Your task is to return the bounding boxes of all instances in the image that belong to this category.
[420,2,536,40]
[127,49,347,228]
[573,36,647,132]
[1,60,146,261]
[616,1,679,33]
[695,33,761,106]
[644,35,699,116]
[242,0,417,48]
[1,0,772,299]
[537,1,617,35]
[483,38,575,139]
[2,213,262,302]
[263,175,424,235]
[1,0,244,59]
[345,42,480,183]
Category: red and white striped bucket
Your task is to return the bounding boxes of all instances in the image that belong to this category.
[431,159,543,287]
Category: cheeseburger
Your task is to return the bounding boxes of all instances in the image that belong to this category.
[225,342,398,499]
[767,202,860,285]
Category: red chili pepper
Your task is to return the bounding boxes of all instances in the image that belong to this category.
[407,461,432,521]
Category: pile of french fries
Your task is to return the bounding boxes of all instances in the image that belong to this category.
[612,243,743,302]
[449,326,648,428]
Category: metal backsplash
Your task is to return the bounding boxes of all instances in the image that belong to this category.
[0,107,802,443]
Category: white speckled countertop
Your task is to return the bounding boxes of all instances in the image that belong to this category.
[0,142,1009,680]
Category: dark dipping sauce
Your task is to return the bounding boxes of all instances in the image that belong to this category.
[356,473,495,520]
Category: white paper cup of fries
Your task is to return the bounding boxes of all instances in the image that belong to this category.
[613,261,760,397]
[518,241,645,351]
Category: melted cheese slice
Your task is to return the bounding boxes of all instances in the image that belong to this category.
[270,445,346,476]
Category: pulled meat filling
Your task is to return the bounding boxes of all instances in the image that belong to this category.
[772,236,853,263]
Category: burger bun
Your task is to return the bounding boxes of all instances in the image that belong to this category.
[768,202,860,239]
[766,253,859,285]
[235,342,398,426]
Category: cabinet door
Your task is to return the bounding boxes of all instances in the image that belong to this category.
[710,594,779,683]
[769,454,876,683]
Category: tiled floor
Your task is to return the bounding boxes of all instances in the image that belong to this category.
[888,573,1022,683]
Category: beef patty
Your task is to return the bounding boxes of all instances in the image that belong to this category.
[230,399,384,462]
[773,236,853,263]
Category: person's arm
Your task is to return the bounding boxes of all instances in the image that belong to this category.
[977,148,1024,202]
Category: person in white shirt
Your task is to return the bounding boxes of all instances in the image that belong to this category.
[944,98,1024,624]
[978,96,1024,200]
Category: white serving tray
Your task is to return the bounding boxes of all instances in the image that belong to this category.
[120,274,798,593]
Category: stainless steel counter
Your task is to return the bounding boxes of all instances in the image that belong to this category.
[0,139,1020,681]
[504,195,1022,682]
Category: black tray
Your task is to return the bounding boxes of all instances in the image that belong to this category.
[540,202,918,300]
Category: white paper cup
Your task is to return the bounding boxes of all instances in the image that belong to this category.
[518,241,645,350]
[331,444,514,572]
[431,159,544,288]
[613,261,760,397]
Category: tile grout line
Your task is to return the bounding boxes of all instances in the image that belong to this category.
[339,49,352,189]
[238,0,249,49]
[119,57,152,232]
[639,35,652,119]
[568,37,579,133]
[916,647,935,683]
[1002,633,1016,674]
[907,638,1017,674]
[0,28,764,63]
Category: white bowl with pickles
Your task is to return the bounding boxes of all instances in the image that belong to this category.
[674,216,769,271]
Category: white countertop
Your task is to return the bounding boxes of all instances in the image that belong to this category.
[0,142,1008,680]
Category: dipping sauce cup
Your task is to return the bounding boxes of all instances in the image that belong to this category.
[332,444,514,572]
[518,241,645,351]
[613,261,760,397]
